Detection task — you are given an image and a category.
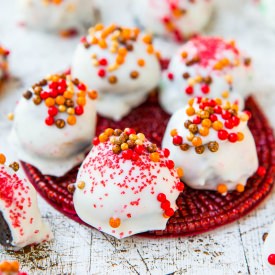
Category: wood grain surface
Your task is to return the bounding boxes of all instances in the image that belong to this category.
[0,1,274,274]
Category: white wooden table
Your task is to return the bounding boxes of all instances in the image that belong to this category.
[0,1,274,274]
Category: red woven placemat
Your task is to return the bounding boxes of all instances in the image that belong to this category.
[21,95,275,237]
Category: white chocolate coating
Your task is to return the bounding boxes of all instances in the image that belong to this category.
[73,136,181,239]
[260,0,275,30]
[19,0,94,31]
[9,76,97,176]
[160,37,252,114]
[0,164,52,250]
[263,222,275,273]
[132,0,214,40]
[162,99,258,191]
[95,0,135,27]
[71,25,161,121]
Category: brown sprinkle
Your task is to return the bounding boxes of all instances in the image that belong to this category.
[23,90,33,100]
[33,96,42,105]
[180,144,190,151]
[188,124,198,134]
[113,129,123,136]
[195,146,205,154]
[130,71,139,79]
[147,143,157,153]
[184,120,192,129]
[9,162,19,172]
[208,141,219,152]
[182,72,190,79]
[55,119,65,129]
[67,184,76,194]
[112,145,121,154]
[108,75,118,84]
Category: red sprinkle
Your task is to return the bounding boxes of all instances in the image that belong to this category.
[185,86,194,95]
[228,133,238,143]
[167,72,174,81]
[98,69,106,78]
[176,182,185,192]
[166,160,175,169]
[165,208,175,217]
[75,106,84,116]
[45,116,54,126]
[173,135,183,146]
[157,193,166,202]
[218,130,229,140]
[48,106,58,117]
[201,85,210,94]
[92,137,100,146]
[268,254,275,265]
[163,148,170,158]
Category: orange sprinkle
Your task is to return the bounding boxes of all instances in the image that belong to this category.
[64,91,73,99]
[150,152,160,162]
[202,119,212,128]
[109,217,121,228]
[142,34,152,44]
[177,167,184,178]
[188,98,194,106]
[105,128,114,136]
[0,153,6,165]
[99,133,108,143]
[116,55,125,65]
[137,59,145,67]
[90,36,98,45]
[212,121,223,131]
[236,184,245,193]
[67,115,77,125]
[45,97,55,107]
[192,137,202,147]
[170,129,178,137]
[55,95,65,105]
[0,261,20,272]
[118,47,127,56]
[181,51,188,59]
[88,90,98,100]
[217,184,228,194]
[199,127,209,137]
[147,45,154,54]
[98,39,107,49]
[77,97,86,106]
[95,23,104,31]
[237,132,244,141]
[186,106,195,116]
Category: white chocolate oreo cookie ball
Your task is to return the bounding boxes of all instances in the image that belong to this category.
[160,37,253,114]
[73,128,184,239]
[72,24,161,121]
[132,0,214,42]
[9,73,97,176]
[0,45,9,82]
[0,153,52,250]
[263,222,275,273]
[19,0,94,32]
[162,97,258,194]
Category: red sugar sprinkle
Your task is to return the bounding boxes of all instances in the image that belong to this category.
[268,254,275,265]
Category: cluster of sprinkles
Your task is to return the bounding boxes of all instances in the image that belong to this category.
[70,128,185,230]
[170,97,250,153]
[158,0,194,42]
[166,37,251,98]
[22,74,97,129]
[80,24,159,84]
[43,0,63,5]
[0,152,20,172]
[0,261,27,275]
[0,45,9,79]
[170,97,252,194]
